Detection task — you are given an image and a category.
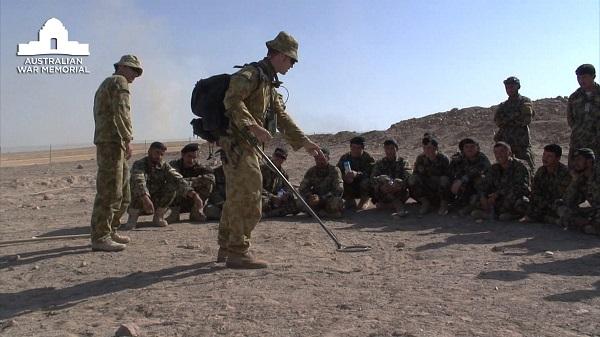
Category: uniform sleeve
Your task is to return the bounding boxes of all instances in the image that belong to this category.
[332,167,344,197]
[514,99,533,126]
[261,164,276,197]
[111,77,133,142]
[165,163,193,196]
[371,161,383,179]
[362,153,375,176]
[130,160,149,198]
[299,169,313,197]
[500,162,530,198]
[414,156,426,175]
[272,92,309,150]
[223,69,261,130]
[337,154,346,173]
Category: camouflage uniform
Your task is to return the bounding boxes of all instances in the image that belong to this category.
[219,58,308,254]
[448,152,491,208]
[493,95,535,171]
[169,158,215,212]
[260,163,298,217]
[298,164,344,214]
[567,82,600,166]
[478,158,531,216]
[409,153,451,204]
[559,171,598,229]
[206,165,226,220]
[370,156,410,204]
[337,152,375,200]
[90,74,133,242]
[528,163,571,222]
[129,157,193,211]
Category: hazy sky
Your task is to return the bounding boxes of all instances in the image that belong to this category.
[1,0,598,150]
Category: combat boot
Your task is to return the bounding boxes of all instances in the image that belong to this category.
[438,200,449,216]
[357,197,370,210]
[226,251,268,269]
[122,209,140,230]
[190,204,207,222]
[91,237,126,252]
[166,206,180,223]
[111,231,130,244]
[216,247,229,263]
[153,208,168,227]
[418,198,431,215]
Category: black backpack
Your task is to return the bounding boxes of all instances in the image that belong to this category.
[190,63,268,143]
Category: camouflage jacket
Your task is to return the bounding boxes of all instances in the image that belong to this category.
[480,158,531,198]
[130,157,192,198]
[337,152,375,177]
[567,82,600,149]
[208,165,226,206]
[223,58,308,150]
[260,163,291,198]
[169,158,215,184]
[564,171,597,209]
[93,74,133,145]
[448,152,491,183]
[413,153,450,178]
[531,163,571,205]
[299,164,344,198]
[371,156,410,181]
[493,95,534,146]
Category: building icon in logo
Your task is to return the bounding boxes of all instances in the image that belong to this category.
[17,18,89,56]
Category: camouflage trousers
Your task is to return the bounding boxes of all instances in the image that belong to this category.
[452,178,483,209]
[527,198,562,222]
[173,176,214,212]
[218,137,262,254]
[298,194,344,214]
[90,143,130,242]
[558,204,599,230]
[480,192,530,216]
[130,182,177,211]
[509,144,535,173]
[372,178,409,205]
[343,175,371,200]
[408,175,451,204]
[262,194,299,218]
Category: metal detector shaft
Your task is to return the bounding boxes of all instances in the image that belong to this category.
[0,234,90,246]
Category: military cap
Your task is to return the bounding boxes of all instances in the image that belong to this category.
[573,148,595,160]
[503,76,521,89]
[543,143,562,157]
[575,64,596,76]
[493,141,512,151]
[383,139,398,149]
[149,141,167,151]
[458,138,478,152]
[350,136,366,146]
[422,133,438,147]
[181,143,200,154]
[273,147,288,159]
[266,31,299,62]
[114,54,143,75]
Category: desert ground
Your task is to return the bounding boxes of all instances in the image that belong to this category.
[1,98,599,337]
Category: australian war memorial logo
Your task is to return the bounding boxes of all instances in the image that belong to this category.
[16,18,90,74]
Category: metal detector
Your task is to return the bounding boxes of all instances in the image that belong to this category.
[240,130,371,253]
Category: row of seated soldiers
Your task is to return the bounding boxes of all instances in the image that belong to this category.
[120,135,600,236]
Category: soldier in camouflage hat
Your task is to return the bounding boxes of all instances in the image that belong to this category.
[298,148,344,218]
[89,54,142,252]
[493,76,536,172]
[260,148,299,218]
[337,136,375,210]
[567,64,600,168]
[370,139,411,217]
[217,31,323,268]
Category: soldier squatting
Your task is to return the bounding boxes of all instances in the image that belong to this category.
[90,33,600,269]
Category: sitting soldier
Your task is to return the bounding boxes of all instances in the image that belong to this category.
[167,143,215,222]
[558,148,599,235]
[473,142,531,221]
[448,138,491,215]
[521,144,571,225]
[299,148,344,218]
[408,133,451,215]
[123,142,202,229]
[261,148,298,218]
[371,139,411,217]
[205,152,226,220]
[337,136,375,210]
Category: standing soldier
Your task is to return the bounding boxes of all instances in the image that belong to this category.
[521,144,571,225]
[567,64,600,167]
[205,150,227,220]
[298,148,344,218]
[217,31,322,269]
[448,138,491,216]
[168,143,215,222]
[371,139,411,217]
[261,148,298,218]
[493,76,535,172]
[90,55,142,252]
[408,134,451,215]
[337,136,375,210]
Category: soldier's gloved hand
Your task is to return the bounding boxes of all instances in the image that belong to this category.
[247,124,272,143]
[142,194,154,214]
[125,142,133,160]
[451,180,463,195]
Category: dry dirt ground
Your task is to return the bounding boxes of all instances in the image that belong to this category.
[1,143,599,337]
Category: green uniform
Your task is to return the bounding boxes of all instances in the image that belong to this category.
[528,163,571,222]
[206,166,226,220]
[370,156,410,204]
[129,157,192,211]
[567,83,600,166]
[169,159,215,212]
[494,95,535,171]
[479,158,531,216]
[260,163,298,217]
[90,74,133,242]
[448,152,491,208]
[219,58,308,254]
[409,153,451,204]
[337,152,375,200]
[559,171,598,229]
[298,164,344,214]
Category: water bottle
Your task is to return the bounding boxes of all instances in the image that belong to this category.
[343,161,352,173]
